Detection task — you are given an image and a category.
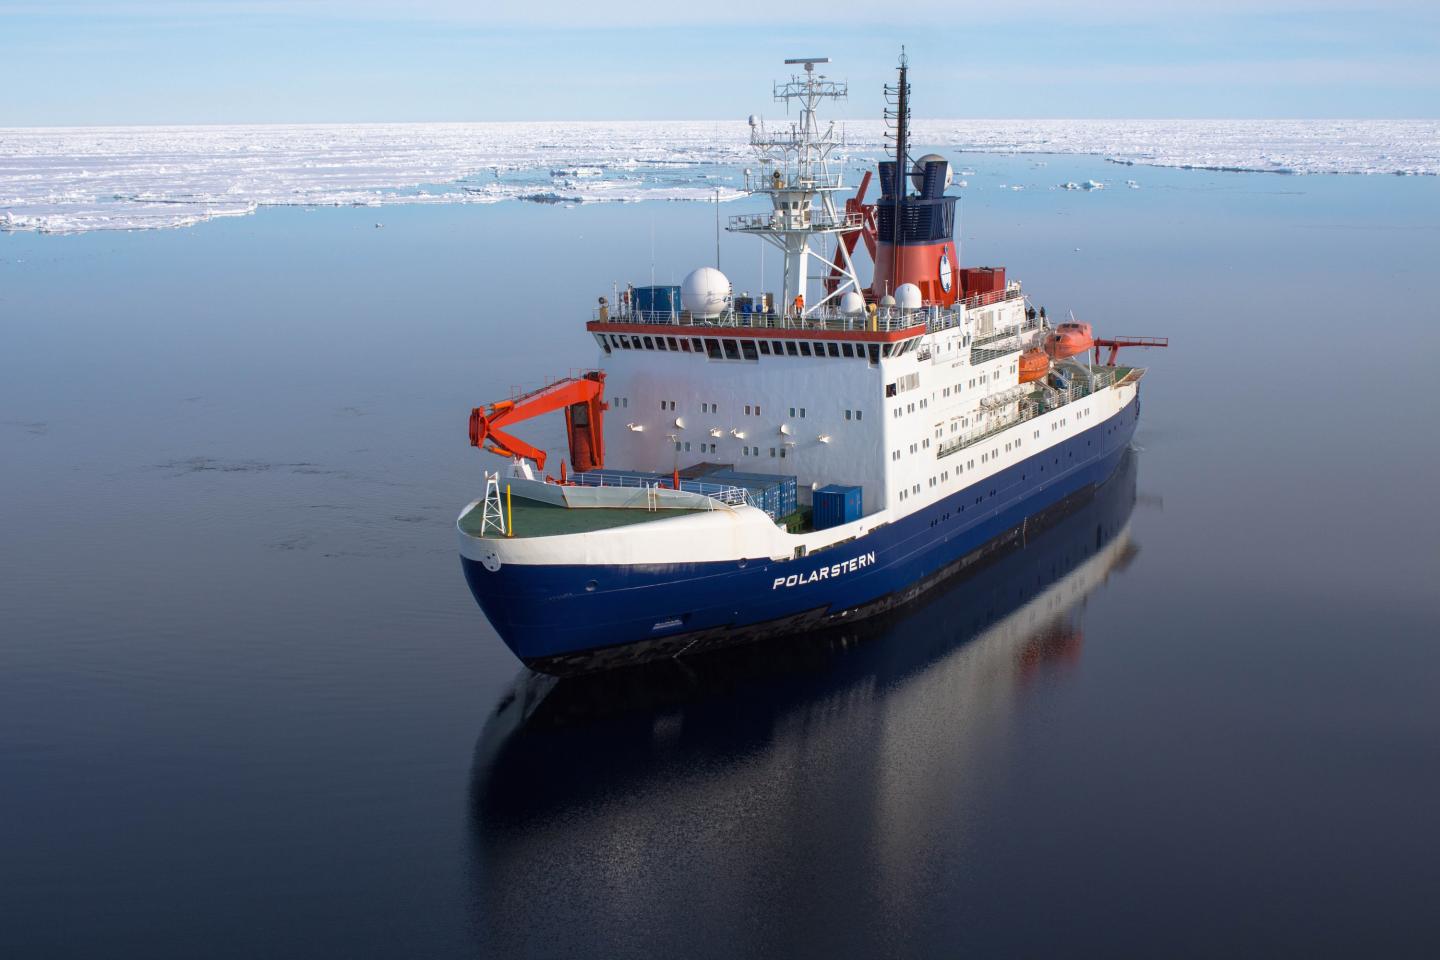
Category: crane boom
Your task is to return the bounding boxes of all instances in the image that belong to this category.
[469,371,607,474]
[1092,336,1169,366]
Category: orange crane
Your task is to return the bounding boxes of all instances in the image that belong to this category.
[469,371,607,475]
[1091,336,1169,366]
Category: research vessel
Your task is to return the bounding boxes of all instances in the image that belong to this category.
[457,56,1164,675]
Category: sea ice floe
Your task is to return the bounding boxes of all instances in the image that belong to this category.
[2,118,1435,234]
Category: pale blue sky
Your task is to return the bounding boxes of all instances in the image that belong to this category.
[1,1,1436,125]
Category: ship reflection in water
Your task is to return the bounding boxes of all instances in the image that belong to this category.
[469,451,1140,956]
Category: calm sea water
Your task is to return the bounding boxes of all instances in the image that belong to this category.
[4,152,1439,958]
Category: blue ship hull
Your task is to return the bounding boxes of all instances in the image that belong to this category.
[463,395,1140,675]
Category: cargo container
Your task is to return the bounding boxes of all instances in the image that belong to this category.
[688,467,799,521]
[960,266,1005,298]
[812,484,863,530]
[631,284,681,320]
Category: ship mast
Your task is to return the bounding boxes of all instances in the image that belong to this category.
[729,57,864,318]
[887,50,910,297]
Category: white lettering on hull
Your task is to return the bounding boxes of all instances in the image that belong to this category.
[772,551,878,590]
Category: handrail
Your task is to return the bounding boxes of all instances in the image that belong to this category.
[593,285,1026,337]
[935,366,1121,459]
[568,471,751,509]
[727,210,863,233]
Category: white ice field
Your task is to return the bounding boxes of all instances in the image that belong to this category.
[3,118,1436,234]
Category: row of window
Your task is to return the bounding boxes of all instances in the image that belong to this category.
[676,440,790,459]
[597,332,921,363]
[645,400,866,421]
[892,396,930,418]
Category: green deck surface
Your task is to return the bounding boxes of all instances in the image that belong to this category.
[459,496,704,539]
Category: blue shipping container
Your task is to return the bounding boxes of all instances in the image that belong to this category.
[632,285,681,319]
[812,484,863,530]
[699,469,799,520]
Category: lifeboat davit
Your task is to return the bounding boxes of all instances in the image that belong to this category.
[1018,348,1050,383]
[1044,321,1094,359]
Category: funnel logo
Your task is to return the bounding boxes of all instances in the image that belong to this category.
[939,249,953,293]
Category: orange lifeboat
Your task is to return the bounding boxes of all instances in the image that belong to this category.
[1018,348,1049,383]
[1044,321,1094,359]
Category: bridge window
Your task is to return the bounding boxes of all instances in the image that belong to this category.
[826,343,840,358]
[643,336,654,349]
[758,341,771,356]
[723,339,741,360]
[785,341,799,356]
[841,343,855,358]
[741,340,758,361]
[798,342,812,357]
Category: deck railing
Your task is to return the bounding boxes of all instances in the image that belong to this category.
[727,209,863,234]
[593,286,1026,337]
[936,365,1121,459]
[568,472,751,509]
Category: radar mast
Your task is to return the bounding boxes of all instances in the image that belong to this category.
[729,57,864,318]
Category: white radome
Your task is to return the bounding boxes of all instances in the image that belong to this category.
[840,291,866,315]
[681,266,731,318]
[911,153,953,192]
[895,283,922,310]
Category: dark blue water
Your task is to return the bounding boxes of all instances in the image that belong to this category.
[4,153,1439,957]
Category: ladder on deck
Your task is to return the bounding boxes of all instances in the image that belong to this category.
[480,472,507,537]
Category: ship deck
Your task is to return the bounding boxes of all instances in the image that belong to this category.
[459,496,703,540]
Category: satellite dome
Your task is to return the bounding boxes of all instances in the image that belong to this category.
[879,294,897,307]
[895,283,922,310]
[681,266,731,318]
[910,153,953,193]
[840,291,866,315]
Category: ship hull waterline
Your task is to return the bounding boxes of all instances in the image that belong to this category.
[463,394,1139,676]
